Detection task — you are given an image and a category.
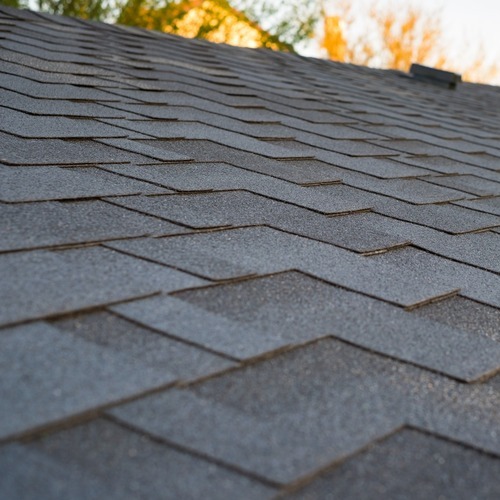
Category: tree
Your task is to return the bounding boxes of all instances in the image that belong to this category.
[117,0,291,50]
[116,0,322,51]
[322,1,499,84]
[36,0,112,20]
[321,14,346,62]
[322,2,446,70]
[0,0,24,7]
[231,0,322,48]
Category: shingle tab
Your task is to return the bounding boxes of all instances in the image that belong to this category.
[374,197,500,233]
[96,138,193,162]
[0,321,226,439]
[52,310,234,379]
[0,419,272,499]
[372,247,500,308]
[107,226,458,307]
[412,296,500,343]
[284,429,500,500]
[113,272,500,380]
[0,165,167,202]
[454,196,500,216]
[0,246,205,327]
[101,163,373,213]
[423,174,500,197]
[0,200,184,251]
[0,132,156,165]
[110,338,500,483]
[0,108,128,139]
[0,88,127,117]
[111,191,408,253]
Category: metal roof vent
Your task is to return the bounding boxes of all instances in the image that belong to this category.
[410,63,462,89]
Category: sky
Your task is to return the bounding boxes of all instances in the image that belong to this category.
[323,0,500,83]
[402,0,499,64]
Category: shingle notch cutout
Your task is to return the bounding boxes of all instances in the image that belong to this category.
[410,63,462,89]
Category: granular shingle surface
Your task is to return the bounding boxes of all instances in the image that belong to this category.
[1,5,499,498]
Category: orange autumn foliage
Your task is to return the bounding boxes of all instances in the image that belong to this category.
[118,0,291,51]
[322,2,499,85]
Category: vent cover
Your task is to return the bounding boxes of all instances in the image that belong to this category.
[410,64,462,89]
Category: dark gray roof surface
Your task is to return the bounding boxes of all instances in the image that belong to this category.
[1,5,499,498]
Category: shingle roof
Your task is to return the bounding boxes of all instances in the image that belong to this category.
[1,5,500,498]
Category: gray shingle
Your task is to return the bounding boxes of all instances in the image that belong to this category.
[0,88,127,117]
[0,200,184,251]
[52,310,234,378]
[374,198,500,233]
[463,153,500,170]
[335,156,433,178]
[106,105,295,139]
[414,231,500,273]
[110,191,407,253]
[454,196,500,216]
[0,132,155,166]
[422,174,500,197]
[0,108,128,139]
[284,429,500,500]
[100,119,312,162]
[412,296,500,343]
[101,163,372,213]
[109,370,402,484]
[400,155,500,176]
[0,45,114,75]
[0,166,167,202]
[0,246,204,327]
[0,321,221,439]
[304,139,398,157]
[112,271,500,380]
[110,338,500,483]
[0,51,115,83]
[0,71,119,100]
[96,138,192,162]
[136,139,343,184]
[369,138,484,156]
[0,419,273,499]
[2,6,500,495]
[107,226,458,307]
[371,247,500,308]
[345,176,468,204]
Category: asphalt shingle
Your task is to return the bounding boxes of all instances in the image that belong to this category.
[374,197,500,233]
[455,195,500,216]
[284,429,500,500]
[0,132,155,166]
[0,165,167,202]
[412,296,500,343]
[0,200,184,251]
[0,246,205,327]
[100,163,373,213]
[0,419,273,499]
[1,5,499,497]
[371,247,500,308]
[0,321,226,439]
[0,107,128,139]
[113,271,500,380]
[107,226,458,307]
[110,191,408,253]
[110,338,500,484]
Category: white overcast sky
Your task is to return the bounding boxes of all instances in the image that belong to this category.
[406,0,499,62]
[324,0,500,72]
[336,0,500,60]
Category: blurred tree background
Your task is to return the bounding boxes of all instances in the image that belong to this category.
[1,0,497,84]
